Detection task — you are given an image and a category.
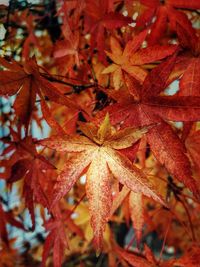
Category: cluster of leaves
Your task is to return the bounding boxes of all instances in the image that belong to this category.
[0,0,200,266]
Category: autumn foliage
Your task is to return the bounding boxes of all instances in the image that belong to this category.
[0,0,200,266]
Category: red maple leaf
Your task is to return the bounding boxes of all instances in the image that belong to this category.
[134,0,199,45]
[84,0,132,62]
[0,57,79,133]
[3,132,55,230]
[96,55,200,199]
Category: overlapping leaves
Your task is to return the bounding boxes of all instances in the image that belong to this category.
[40,114,165,251]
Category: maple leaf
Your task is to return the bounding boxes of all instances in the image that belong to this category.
[84,0,132,62]
[114,243,177,267]
[96,55,200,199]
[17,158,53,230]
[42,203,84,267]
[114,244,155,267]
[0,57,79,133]
[20,11,40,60]
[57,0,85,29]
[42,206,69,267]
[54,5,83,67]
[4,134,55,230]
[39,114,165,251]
[135,0,199,45]
[102,30,177,89]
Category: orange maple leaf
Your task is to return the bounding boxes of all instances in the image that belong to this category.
[40,114,166,251]
[102,30,177,89]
